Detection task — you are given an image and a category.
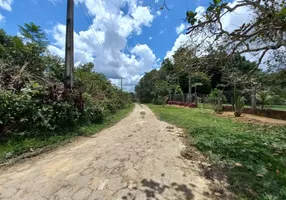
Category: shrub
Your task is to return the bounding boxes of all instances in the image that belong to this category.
[0,90,83,137]
[80,105,104,124]
[153,95,168,105]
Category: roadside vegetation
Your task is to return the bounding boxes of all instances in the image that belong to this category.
[135,47,286,112]
[138,1,286,199]
[149,104,286,200]
[0,23,133,162]
[0,104,134,162]
[137,0,286,113]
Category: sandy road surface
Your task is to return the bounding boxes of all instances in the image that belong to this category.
[0,104,213,200]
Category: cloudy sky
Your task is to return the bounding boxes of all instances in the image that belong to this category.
[1,0,254,91]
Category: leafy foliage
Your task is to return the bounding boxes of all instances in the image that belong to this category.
[257,91,272,109]
[0,24,132,141]
[18,22,48,48]
[186,0,286,72]
[136,46,261,105]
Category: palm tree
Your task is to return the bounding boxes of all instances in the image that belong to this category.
[18,22,48,47]
[257,91,271,109]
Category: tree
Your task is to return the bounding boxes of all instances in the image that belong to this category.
[0,23,132,142]
[186,0,286,73]
[44,54,65,82]
[0,27,49,86]
[256,90,272,109]
[135,69,159,103]
[151,80,170,105]
[18,22,48,48]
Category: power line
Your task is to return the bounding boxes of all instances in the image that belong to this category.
[106,0,173,46]
[78,1,109,61]
[96,0,114,60]
[107,0,126,80]
[107,0,121,9]
[104,0,122,77]
[95,0,123,85]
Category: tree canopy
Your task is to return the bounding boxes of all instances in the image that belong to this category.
[185,0,286,73]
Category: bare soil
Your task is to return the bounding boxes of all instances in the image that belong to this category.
[0,104,229,200]
[218,112,286,126]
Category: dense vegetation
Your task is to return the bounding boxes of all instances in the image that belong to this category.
[149,105,286,200]
[136,46,286,108]
[0,23,132,160]
[139,0,286,110]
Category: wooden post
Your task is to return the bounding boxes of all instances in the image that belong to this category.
[218,90,222,111]
[188,74,192,102]
[121,78,123,91]
[251,87,257,110]
[64,0,74,89]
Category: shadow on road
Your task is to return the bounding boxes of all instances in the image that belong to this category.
[121,178,195,200]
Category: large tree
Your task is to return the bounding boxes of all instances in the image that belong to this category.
[185,0,286,73]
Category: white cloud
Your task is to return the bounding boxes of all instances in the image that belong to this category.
[156,11,161,16]
[159,29,166,35]
[0,0,13,11]
[110,74,142,92]
[0,13,4,22]
[165,34,190,60]
[175,23,185,35]
[165,0,273,69]
[48,0,156,92]
[149,37,152,40]
[48,0,62,5]
[0,0,14,23]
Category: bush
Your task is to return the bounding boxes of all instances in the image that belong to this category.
[153,95,168,105]
[0,90,83,137]
[80,106,104,124]
[0,27,133,145]
[208,88,227,103]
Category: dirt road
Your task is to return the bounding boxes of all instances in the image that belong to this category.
[0,104,213,200]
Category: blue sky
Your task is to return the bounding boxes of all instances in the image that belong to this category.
[1,0,204,59]
[0,0,240,91]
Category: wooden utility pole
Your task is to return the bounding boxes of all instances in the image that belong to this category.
[120,78,123,91]
[251,87,257,110]
[64,0,74,89]
[188,75,191,95]
[188,66,192,103]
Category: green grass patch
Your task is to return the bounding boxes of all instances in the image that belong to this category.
[148,104,286,200]
[270,105,286,111]
[0,104,134,163]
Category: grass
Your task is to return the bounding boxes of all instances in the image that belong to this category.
[148,104,286,200]
[0,104,134,163]
[270,105,286,111]
[198,103,286,111]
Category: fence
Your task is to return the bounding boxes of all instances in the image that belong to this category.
[169,90,286,112]
[221,90,286,111]
[169,93,195,103]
